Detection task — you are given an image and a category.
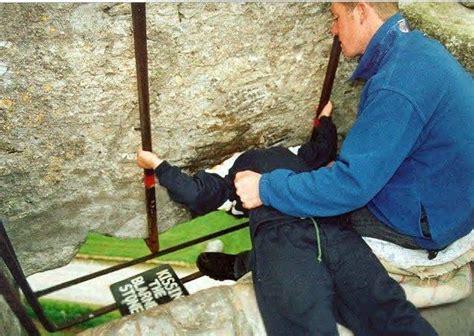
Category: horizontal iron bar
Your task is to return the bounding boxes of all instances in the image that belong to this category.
[53,271,205,331]
[181,271,203,283]
[53,303,117,331]
[35,221,249,297]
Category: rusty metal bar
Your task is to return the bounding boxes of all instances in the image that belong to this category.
[52,270,213,330]
[43,271,207,330]
[53,303,118,331]
[311,36,341,140]
[131,2,159,253]
[0,221,57,332]
[51,270,216,330]
[35,221,248,297]
[0,271,40,336]
[181,271,203,283]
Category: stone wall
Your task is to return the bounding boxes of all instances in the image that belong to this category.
[1,2,361,276]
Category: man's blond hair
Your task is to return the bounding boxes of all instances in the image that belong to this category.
[342,2,399,21]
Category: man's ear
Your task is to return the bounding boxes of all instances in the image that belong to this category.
[355,2,370,25]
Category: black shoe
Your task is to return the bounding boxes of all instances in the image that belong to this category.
[196,252,238,281]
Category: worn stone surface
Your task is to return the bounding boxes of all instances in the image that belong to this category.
[78,281,352,336]
[78,283,261,336]
[0,3,358,276]
[0,2,472,280]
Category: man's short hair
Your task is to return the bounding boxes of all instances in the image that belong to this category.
[342,2,399,21]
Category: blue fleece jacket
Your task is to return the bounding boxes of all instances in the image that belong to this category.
[259,13,474,249]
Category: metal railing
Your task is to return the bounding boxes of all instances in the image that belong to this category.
[0,219,249,334]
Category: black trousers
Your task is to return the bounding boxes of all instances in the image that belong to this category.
[233,206,421,278]
[244,207,436,336]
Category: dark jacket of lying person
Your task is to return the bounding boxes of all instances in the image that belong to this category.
[156,116,336,217]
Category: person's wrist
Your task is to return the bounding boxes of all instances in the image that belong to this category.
[153,158,164,170]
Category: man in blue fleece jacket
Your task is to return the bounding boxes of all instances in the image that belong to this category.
[235,2,473,252]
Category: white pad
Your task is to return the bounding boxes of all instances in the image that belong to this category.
[363,230,473,269]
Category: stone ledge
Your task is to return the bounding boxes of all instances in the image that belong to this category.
[78,281,352,336]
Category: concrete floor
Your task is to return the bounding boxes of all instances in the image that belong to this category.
[420,263,473,336]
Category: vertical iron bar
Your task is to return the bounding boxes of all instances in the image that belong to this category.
[311,36,342,140]
[131,3,159,253]
[0,271,40,336]
[0,221,57,332]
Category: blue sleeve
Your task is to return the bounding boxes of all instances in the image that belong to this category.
[259,90,425,217]
[155,161,231,215]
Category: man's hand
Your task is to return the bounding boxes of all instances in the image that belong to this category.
[318,101,333,119]
[136,149,163,170]
[234,171,263,209]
